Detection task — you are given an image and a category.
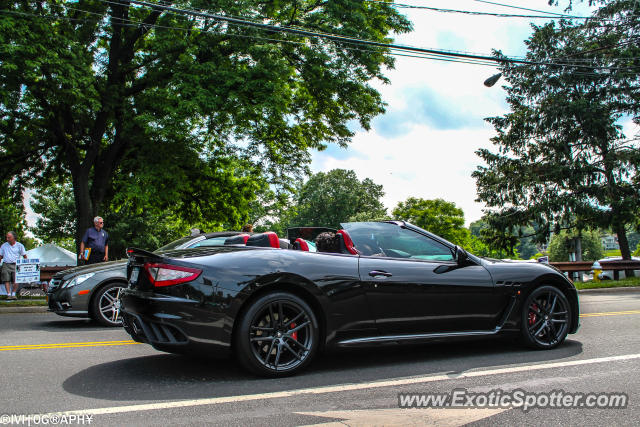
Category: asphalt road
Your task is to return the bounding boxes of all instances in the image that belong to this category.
[1,289,639,426]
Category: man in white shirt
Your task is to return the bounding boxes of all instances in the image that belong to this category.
[0,231,27,300]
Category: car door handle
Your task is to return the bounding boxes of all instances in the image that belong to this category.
[369,270,392,277]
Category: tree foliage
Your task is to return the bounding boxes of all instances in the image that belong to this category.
[392,198,469,246]
[474,1,640,260]
[0,180,26,241]
[0,1,411,248]
[289,169,387,229]
[547,230,604,262]
[30,183,195,258]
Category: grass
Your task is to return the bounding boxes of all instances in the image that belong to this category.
[603,249,622,257]
[574,276,640,290]
[0,294,48,306]
[0,299,47,306]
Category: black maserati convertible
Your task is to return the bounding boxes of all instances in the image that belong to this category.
[121,221,579,376]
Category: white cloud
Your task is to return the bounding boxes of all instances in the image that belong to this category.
[311,0,598,225]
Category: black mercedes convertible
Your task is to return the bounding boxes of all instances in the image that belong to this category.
[121,221,579,376]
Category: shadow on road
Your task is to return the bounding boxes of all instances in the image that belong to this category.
[62,337,583,402]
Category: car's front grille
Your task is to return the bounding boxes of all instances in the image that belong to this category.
[123,313,188,345]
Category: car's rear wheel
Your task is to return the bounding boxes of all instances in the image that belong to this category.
[521,285,571,349]
[90,283,125,327]
[235,292,319,377]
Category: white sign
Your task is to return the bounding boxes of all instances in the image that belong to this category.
[16,258,40,283]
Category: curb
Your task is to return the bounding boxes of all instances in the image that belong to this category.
[577,286,640,294]
[0,305,49,314]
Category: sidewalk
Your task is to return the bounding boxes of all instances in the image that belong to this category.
[0,304,48,314]
[0,285,638,315]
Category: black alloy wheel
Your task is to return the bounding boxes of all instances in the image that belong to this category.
[236,292,319,376]
[521,285,571,349]
[90,282,125,327]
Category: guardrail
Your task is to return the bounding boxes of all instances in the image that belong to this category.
[551,260,640,281]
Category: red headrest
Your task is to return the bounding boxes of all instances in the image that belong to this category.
[294,238,310,251]
[267,232,280,248]
[336,230,359,255]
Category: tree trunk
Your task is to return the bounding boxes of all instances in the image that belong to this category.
[615,223,634,278]
[574,237,582,281]
[71,169,93,256]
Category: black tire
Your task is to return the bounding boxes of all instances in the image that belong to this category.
[521,285,571,349]
[90,282,125,327]
[235,292,319,377]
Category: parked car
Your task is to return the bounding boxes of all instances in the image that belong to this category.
[121,221,580,377]
[598,256,640,280]
[47,231,247,326]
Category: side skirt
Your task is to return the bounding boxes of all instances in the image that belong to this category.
[336,295,518,348]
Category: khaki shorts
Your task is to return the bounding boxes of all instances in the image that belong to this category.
[1,263,16,283]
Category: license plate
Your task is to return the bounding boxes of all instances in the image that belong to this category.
[130,267,139,284]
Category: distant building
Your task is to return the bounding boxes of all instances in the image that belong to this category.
[601,234,619,251]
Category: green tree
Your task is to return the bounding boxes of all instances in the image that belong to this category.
[30,183,194,258]
[1,1,411,249]
[547,230,604,262]
[469,218,538,259]
[30,184,76,251]
[474,2,640,262]
[0,180,26,240]
[290,169,387,229]
[392,198,470,246]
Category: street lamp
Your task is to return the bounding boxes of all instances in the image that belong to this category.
[483,73,502,87]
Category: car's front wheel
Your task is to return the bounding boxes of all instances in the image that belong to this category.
[90,283,125,327]
[235,292,319,377]
[521,285,571,349]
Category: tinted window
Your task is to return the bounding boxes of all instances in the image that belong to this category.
[155,236,200,252]
[188,237,228,248]
[344,222,454,261]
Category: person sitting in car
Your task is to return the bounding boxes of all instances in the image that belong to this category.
[314,232,342,253]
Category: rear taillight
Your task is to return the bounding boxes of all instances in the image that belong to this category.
[144,263,202,287]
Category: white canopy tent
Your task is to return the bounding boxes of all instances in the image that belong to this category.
[1,244,76,296]
[25,243,77,267]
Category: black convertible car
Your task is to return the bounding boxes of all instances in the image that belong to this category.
[121,221,579,376]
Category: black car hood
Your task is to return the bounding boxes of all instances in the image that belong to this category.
[54,260,127,279]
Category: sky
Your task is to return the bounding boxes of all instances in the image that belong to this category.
[309,0,603,225]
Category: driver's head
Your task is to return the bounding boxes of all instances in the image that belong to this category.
[315,232,341,253]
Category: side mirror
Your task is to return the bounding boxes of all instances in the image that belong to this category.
[455,246,468,265]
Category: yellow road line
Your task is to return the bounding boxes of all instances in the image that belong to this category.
[1,310,638,352]
[0,340,140,352]
[580,310,640,317]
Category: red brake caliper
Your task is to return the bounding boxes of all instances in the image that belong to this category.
[529,303,538,325]
[290,323,297,341]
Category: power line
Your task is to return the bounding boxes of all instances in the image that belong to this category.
[0,8,499,68]
[119,0,640,71]
[363,0,596,19]
[472,0,580,18]
[4,3,638,75]
[90,0,637,66]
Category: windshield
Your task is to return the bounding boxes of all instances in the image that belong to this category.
[154,236,200,252]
